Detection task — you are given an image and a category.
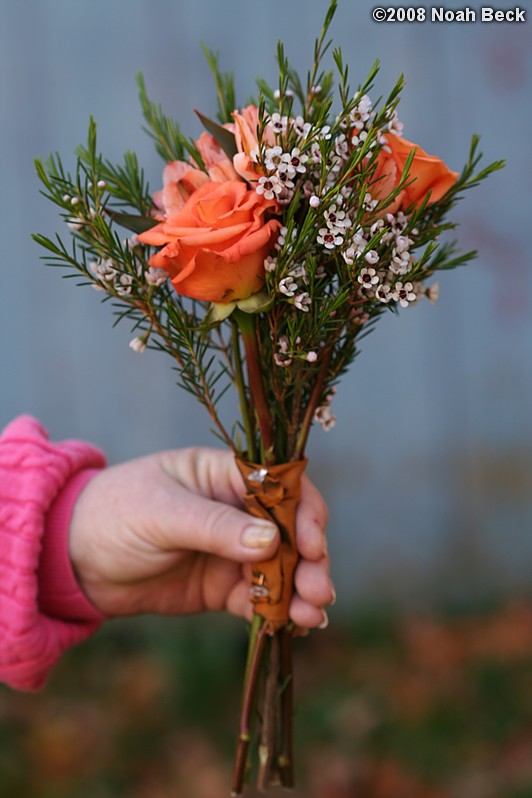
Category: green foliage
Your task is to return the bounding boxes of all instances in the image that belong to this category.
[194,110,237,159]
[137,73,187,163]
[201,45,236,125]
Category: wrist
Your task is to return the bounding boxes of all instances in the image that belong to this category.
[38,468,107,622]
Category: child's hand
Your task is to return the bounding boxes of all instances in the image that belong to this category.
[69,448,334,628]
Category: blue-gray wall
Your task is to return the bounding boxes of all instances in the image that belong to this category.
[1,0,531,607]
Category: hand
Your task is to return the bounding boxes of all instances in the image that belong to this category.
[69,447,334,628]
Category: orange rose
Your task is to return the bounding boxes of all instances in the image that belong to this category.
[153,161,209,217]
[373,133,459,212]
[195,131,239,183]
[232,105,275,182]
[153,132,239,217]
[139,180,280,303]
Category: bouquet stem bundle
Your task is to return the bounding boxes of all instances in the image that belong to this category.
[233,614,294,793]
[232,456,307,793]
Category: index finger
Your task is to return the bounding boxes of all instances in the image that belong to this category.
[295,474,329,562]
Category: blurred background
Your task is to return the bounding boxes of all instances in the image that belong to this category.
[0,1,531,796]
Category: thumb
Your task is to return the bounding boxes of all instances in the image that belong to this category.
[163,492,280,563]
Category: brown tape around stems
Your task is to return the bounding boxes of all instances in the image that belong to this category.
[235,456,308,632]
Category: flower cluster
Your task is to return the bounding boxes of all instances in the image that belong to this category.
[55,63,461,360]
[34,4,499,459]
[133,69,455,324]
[314,387,337,431]
[89,250,166,296]
[256,143,308,204]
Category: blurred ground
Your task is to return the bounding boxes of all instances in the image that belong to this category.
[3,602,532,797]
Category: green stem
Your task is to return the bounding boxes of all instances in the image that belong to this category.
[286,372,303,458]
[257,632,281,790]
[232,614,268,796]
[293,347,332,460]
[234,310,275,466]
[278,625,294,787]
[231,319,257,462]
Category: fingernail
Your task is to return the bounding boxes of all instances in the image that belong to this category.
[241,523,277,549]
[330,584,337,606]
[319,610,329,630]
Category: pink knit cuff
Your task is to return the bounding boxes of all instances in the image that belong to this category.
[0,416,107,691]
[39,468,107,623]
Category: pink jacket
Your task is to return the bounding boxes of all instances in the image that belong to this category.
[0,416,107,691]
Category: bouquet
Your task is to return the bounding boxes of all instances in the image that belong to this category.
[33,2,502,792]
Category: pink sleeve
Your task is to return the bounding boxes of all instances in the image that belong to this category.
[0,416,107,691]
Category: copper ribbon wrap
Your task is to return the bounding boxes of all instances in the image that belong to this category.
[235,456,308,632]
